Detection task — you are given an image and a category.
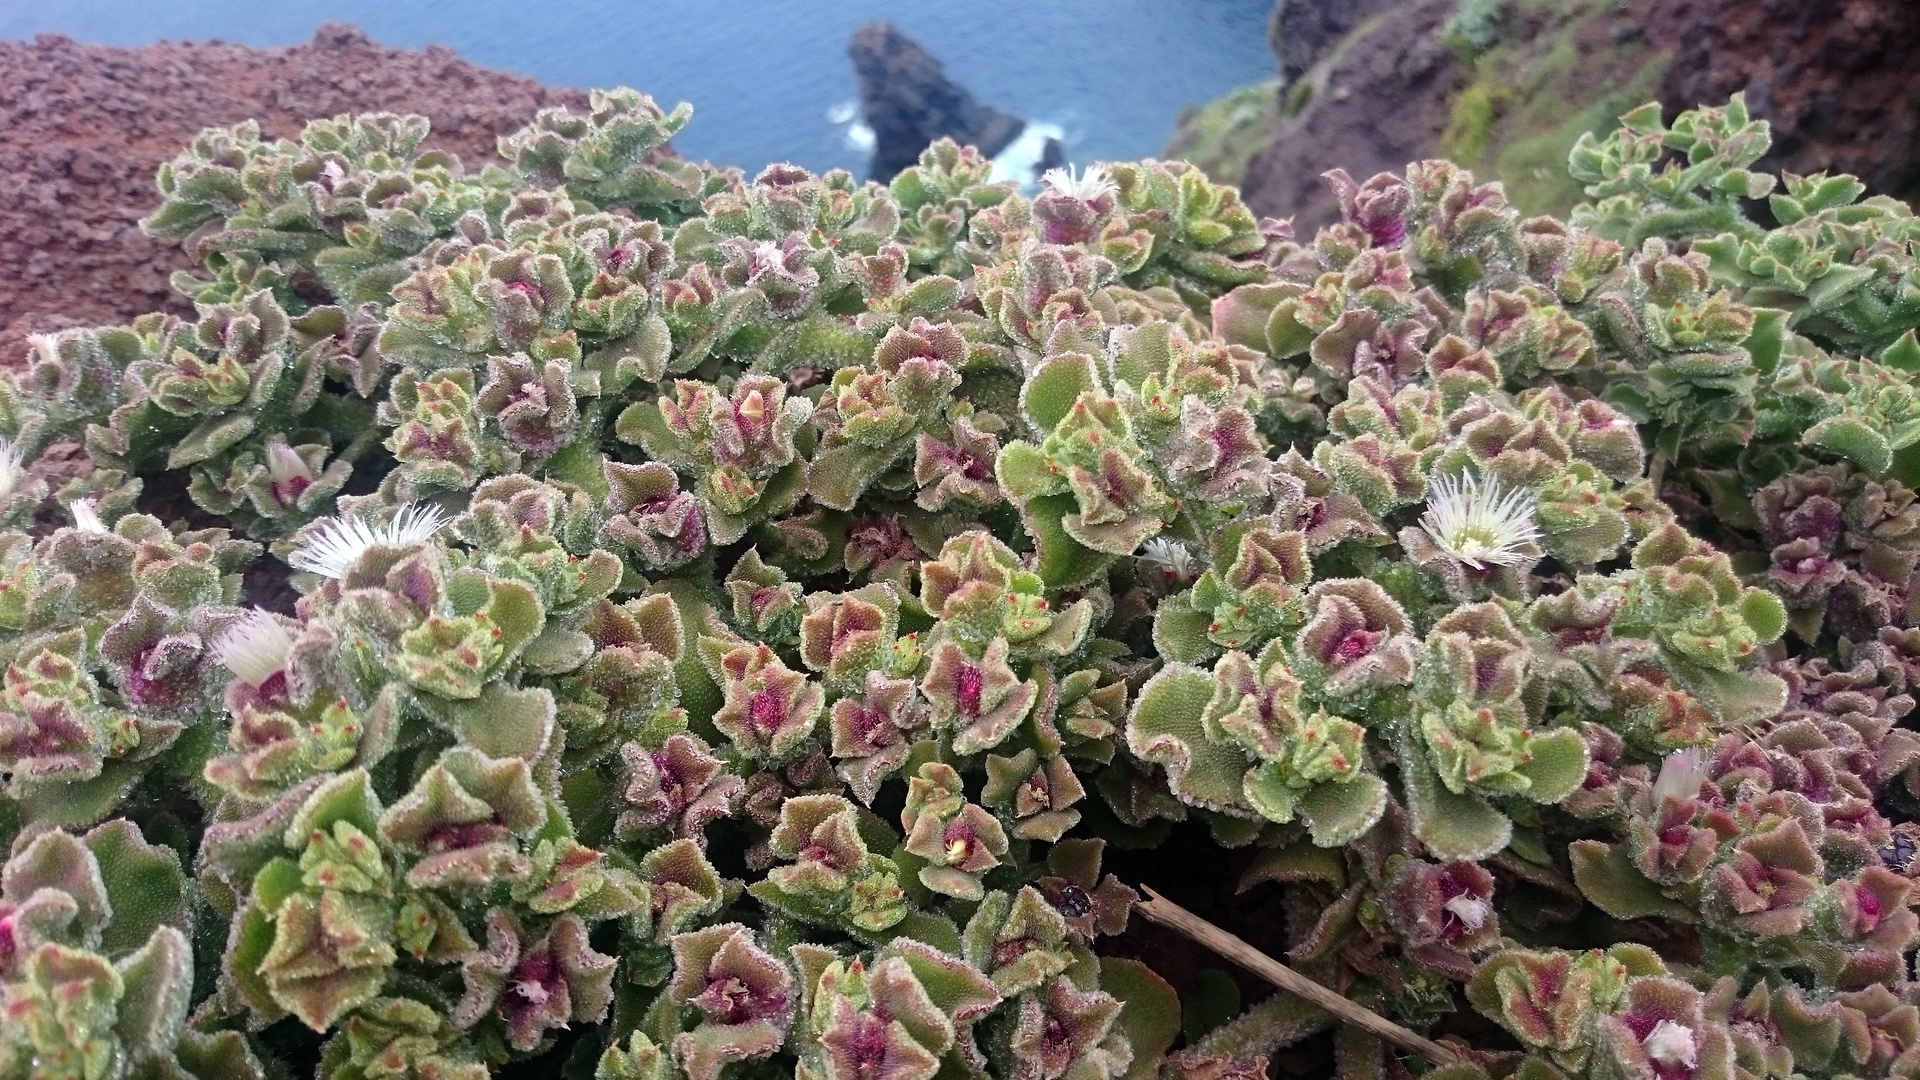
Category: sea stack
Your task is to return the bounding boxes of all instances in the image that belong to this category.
[847,22,1025,183]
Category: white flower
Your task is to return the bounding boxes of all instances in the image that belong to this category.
[1652,747,1710,805]
[212,609,296,686]
[0,437,23,504]
[1443,893,1491,932]
[23,333,58,369]
[266,444,318,506]
[1040,163,1118,203]
[1137,537,1197,582]
[1642,1020,1699,1070]
[288,503,450,580]
[267,444,315,488]
[67,497,107,533]
[748,241,788,280]
[1417,471,1541,569]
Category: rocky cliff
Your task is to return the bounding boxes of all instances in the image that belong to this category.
[847,22,1025,184]
[1170,0,1920,230]
[7,6,1913,369]
[0,24,589,366]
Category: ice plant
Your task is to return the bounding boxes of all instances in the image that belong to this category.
[0,87,1913,1080]
[1416,470,1542,569]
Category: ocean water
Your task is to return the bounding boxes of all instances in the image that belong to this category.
[2,0,1279,180]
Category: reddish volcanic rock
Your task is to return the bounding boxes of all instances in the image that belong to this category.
[1230,0,1920,230]
[0,22,590,366]
[1644,0,1920,203]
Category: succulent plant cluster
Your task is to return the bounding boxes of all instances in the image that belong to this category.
[0,88,1917,1080]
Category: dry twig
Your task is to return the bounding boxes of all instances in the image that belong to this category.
[1134,885,1464,1067]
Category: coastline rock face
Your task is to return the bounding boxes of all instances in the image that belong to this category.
[1648,0,1920,202]
[1240,0,1463,234]
[848,22,1023,184]
[0,23,589,366]
[1266,0,1396,84]
[1185,0,1920,230]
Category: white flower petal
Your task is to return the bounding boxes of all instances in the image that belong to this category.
[267,444,315,487]
[212,609,296,686]
[1651,747,1710,805]
[67,497,107,533]
[1137,537,1197,580]
[1418,471,1541,569]
[1443,893,1491,931]
[1643,1020,1699,1070]
[24,333,59,369]
[1040,163,1118,202]
[288,503,449,580]
[0,437,23,504]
